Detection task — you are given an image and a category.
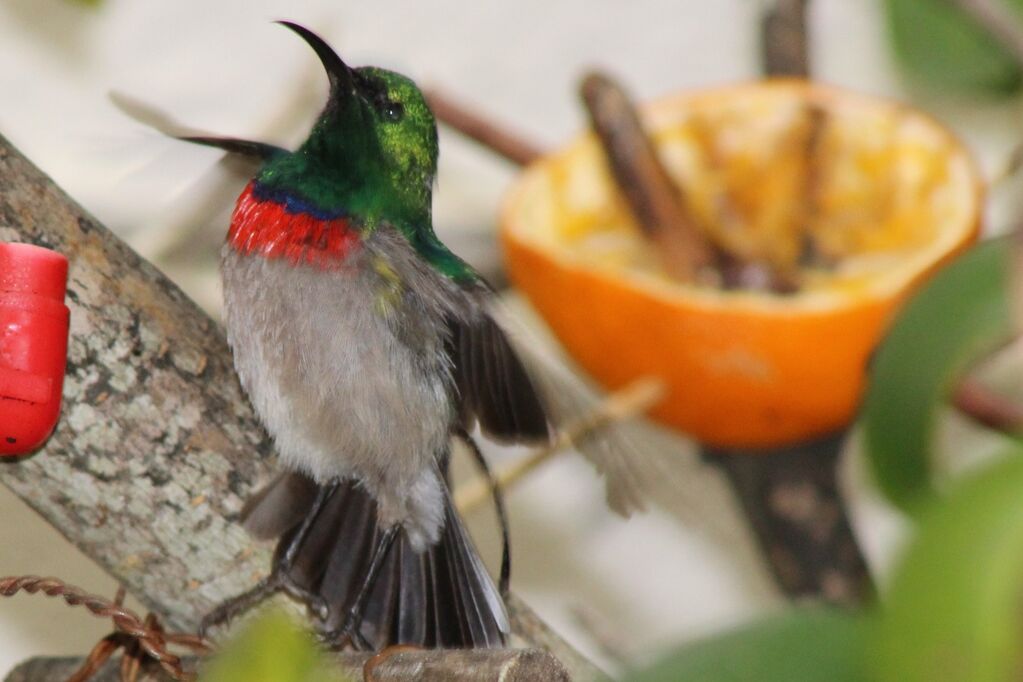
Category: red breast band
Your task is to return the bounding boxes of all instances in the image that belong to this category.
[228,182,360,268]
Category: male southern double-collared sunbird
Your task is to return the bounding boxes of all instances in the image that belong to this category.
[193,21,552,649]
[185,22,649,650]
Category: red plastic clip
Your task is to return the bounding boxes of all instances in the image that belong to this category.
[0,242,69,456]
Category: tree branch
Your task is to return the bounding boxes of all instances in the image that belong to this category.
[703,432,873,606]
[424,89,544,167]
[0,133,603,681]
[6,649,571,682]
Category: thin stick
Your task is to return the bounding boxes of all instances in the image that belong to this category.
[761,0,811,77]
[455,377,665,514]
[424,88,545,166]
[580,72,719,283]
[953,377,1023,433]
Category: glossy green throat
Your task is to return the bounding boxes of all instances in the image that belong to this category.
[257,65,475,282]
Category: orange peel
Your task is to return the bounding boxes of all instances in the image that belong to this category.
[501,80,982,448]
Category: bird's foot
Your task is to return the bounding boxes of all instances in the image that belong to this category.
[200,575,281,638]
[278,578,329,622]
[200,570,332,638]
[322,607,373,651]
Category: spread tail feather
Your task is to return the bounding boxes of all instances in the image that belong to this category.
[247,472,508,649]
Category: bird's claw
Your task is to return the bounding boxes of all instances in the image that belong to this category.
[277,580,329,622]
[322,608,372,651]
[200,562,339,643]
[199,575,281,638]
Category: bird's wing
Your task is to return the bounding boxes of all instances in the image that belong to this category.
[446,286,664,517]
[483,298,673,517]
[239,470,319,540]
[446,308,552,444]
[110,91,288,160]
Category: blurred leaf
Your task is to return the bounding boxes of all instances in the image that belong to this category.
[863,238,1014,511]
[66,0,103,6]
[886,0,1023,94]
[200,610,350,682]
[623,609,867,682]
[872,450,1023,681]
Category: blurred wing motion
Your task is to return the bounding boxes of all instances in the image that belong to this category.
[110,91,288,161]
[109,91,279,264]
[485,299,670,516]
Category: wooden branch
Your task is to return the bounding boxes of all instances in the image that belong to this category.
[0,133,604,681]
[425,89,544,167]
[761,0,811,77]
[580,72,718,283]
[6,649,571,682]
[0,132,272,632]
[703,432,873,606]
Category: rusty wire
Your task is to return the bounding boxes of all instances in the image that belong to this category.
[0,575,212,681]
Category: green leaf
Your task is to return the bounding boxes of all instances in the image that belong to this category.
[200,610,350,682]
[863,237,1013,511]
[872,451,1023,682]
[886,0,1023,94]
[624,609,867,682]
[66,0,103,6]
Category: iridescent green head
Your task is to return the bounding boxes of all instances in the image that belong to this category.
[257,23,439,229]
[255,23,474,281]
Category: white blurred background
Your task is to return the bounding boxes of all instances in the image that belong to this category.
[1,0,1022,678]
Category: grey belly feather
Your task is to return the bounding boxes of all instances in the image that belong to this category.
[221,229,475,549]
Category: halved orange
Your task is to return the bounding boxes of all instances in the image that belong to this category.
[501,80,982,449]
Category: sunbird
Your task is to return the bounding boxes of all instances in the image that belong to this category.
[182,21,649,650]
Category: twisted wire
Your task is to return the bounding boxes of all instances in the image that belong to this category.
[0,575,209,681]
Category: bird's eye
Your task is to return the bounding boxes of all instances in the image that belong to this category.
[382,100,404,122]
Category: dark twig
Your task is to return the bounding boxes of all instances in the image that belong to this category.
[761,0,811,77]
[0,576,210,681]
[579,71,719,283]
[424,88,544,166]
[953,377,1023,433]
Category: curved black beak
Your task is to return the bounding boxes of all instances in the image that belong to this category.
[276,21,355,96]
